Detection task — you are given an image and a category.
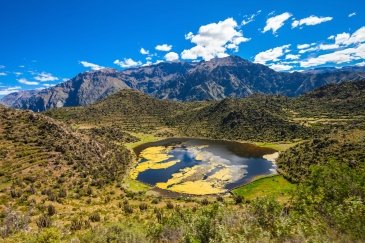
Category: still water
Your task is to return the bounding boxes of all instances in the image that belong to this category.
[131,138,277,195]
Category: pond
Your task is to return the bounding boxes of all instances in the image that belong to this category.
[130,138,279,195]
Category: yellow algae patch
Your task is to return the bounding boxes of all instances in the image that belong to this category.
[156,165,210,189]
[130,146,180,179]
[140,146,173,163]
[166,181,226,195]
[209,167,232,181]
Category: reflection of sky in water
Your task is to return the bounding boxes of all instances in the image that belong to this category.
[136,139,277,190]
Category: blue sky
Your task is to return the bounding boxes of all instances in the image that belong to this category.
[1,0,365,95]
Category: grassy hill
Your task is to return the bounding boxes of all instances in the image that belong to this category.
[1,80,364,242]
[46,89,311,142]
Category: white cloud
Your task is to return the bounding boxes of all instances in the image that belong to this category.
[262,12,292,34]
[318,44,339,50]
[348,12,356,18]
[333,27,365,46]
[181,18,250,61]
[18,78,39,86]
[292,15,333,28]
[14,72,22,76]
[114,58,142,68]
[140,48,150,55]
[297,43,311,49]
[254,44,291,64]
[298,46,318,54]
[355,61,365,66]
[285,54,300,60]
[0,65,5,69]
[79,61,105,71]
[155,44,173,52]
[328,35,335,40]
[164,52,179,62]
[34,72,59,82]
[269,63,293,71]
[0,86,21,95]
[0,72,6,76]
[62,78,69,82]
[241,10,261,25]
[300,43,365,67]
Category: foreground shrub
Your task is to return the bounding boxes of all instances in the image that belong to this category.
[36,215,52,229]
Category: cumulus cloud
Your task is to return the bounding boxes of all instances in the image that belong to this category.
[181,18,250,61]
[262,12,292,34]
[292,15,333,28]
[254,44,291,64]
[269,63,293,71]
[0,86,21,95]
[300,43,365,67]
[140,48,150,55]
[34,72,59,82]
[114,58,142,68]
[0,72,6,76]
[18,78,39,86]
[297,43,311,49]
[14,72,22,76]
[285,54,300,60]
[164,52,179,62]
[348,12,356,18]
[241,10,261,25]
[155,44,172,52]
[333,27,365,46]
[79,61,105,71]
[318,44,339,50]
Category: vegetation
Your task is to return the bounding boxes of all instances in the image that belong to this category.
[232,175,295,202]
[1,80,364,242]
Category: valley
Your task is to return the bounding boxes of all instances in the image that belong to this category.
[0,78,364,242]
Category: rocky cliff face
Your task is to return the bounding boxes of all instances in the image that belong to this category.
[2,56,365,111]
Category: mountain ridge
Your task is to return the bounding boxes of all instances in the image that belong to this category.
[2,56,365,111]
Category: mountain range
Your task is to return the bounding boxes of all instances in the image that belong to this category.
[2,56,365,111]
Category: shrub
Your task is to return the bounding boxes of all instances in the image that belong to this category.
[166,201,174,209]
[151,198,160,204]
[47,205,56,216]
[234,195,244,204]
[201,198,209,205]
[70,217,83,231]
[123,204,133,214]
[216,196,224,202]
[0,208,29,238]
[36,215,52,229]
[89,212,101,222]
[139,203,148,211]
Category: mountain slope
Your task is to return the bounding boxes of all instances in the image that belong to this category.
[45,89,310,142]
[0,105,132,196]
[2,56,365,111]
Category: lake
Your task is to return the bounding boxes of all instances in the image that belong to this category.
[130,138,278,195]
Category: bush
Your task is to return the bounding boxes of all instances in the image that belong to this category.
[36,215,52,229]
[201,198,209,205]
[123,204,133,214]
[234,195,244,204]
[70,217,83,231]
[47,205,56,216]
[0,208,29,238]
[166,201,174,209]
[139,203,148,211]
[89,212,101,222]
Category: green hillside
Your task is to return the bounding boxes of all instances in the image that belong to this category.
[1,80,364,242]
